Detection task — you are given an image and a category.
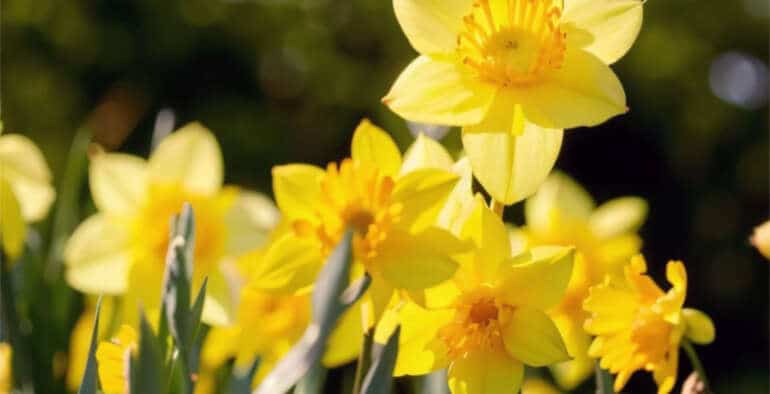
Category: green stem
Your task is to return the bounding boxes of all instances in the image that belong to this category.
[594,361,614,394]
[682,339,711,392]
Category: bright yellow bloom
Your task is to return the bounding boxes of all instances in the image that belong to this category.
[583,256,715,394]
[511,172,646,389]
[64,123,279,326]
[0,342,11,393]
[199,245,362,392]
[751,220,770,259]
[263,120,466,319]
[378,197,574,394]
[96,325,137,394]
[384,0,642,205]
[521,378,561,394]
[0,131,55,260]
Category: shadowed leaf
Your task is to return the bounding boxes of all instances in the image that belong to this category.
[77,296,103,394]
[360,326,400,394]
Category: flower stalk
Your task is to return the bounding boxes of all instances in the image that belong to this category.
[682,339,711,393]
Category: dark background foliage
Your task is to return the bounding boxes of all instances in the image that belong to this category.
[2,0,768,392]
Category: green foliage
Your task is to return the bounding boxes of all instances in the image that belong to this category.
[359,326,400,394]
[77,296,102,394]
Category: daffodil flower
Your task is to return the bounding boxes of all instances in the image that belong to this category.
[0,131,55,261]
[383,0,642,205]
[96,325,137,394]
[511,171,647,389]
[260,120,467,320]
[583,256,715,394]
[64,123,279,326]
[377,197,574,394]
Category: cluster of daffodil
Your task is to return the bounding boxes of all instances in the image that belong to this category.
[0,1,730,394]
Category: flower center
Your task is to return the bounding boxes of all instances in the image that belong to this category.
[458,0,566,87]
[439,290,509,358]
[130,183,234,276]
[630,308,675,364]
[293,158,402,260]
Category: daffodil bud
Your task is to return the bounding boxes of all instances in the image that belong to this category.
[683,308,716,345]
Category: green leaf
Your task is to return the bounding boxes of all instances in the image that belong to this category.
[594,362,613,394]
[254,230,369,394]
[359,326,400,394]
[130,313,165,394]
[77,296,103,394]
[228,358,261,394]
[293,363,327,394]
[420,370,450,394]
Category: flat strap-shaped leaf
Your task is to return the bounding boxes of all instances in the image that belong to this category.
[77,296,103,394]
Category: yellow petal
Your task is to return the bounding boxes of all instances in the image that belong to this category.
[501,306,569,367]
[378,302,452,376]
[0,177,25,259]
[448,350,524,394]
[752,220,770,259]
[383,56,496,126]
[460,196,511,281]
[202,269,237,326]
[589,197,647,240]
[323,306,364,367]
[563,0,644,64]
[393,0,472,55]
[0,134,55,221]
[682,308,715,345]
[436,158,476,236]
[148,122,223,195]
[89,152,147,215]
[250,233,323,293]
[0,342,11,393]
[376,228,461,291]
[525,171,595,236]
[392,168,459,233]
[464,95,526,136]
[351,119,402,177]
[462,116,563,205]
[582,282,637,335]
[224,191,280,255]
[498,247,574,310]
[521,378,561,394]
[271,164,325,223]
[548,316,594,390]
[518,49,626,130]
[64,214,131,294]
[409,276,462,309]
[401,133,454,175]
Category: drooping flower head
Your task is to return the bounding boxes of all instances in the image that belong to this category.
[583,255,715,394]
[96,325,137,394]
[64,123,279,326]
[383,0,643,205]
[263,120,466,319]
[378,197,574,394]
[512,172,647,388]
[0,130,55,261]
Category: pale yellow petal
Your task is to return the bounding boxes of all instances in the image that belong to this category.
[351,119,402,177]
[548,316,594,390]
[391,168,459,233]
[250,233,323,293]
[89,152,147,215]
[401,133,454,175]
[462,115,563,205]
[0,177,25,259]
[375,228,461,291]
[271,164,325,223]
[202,269,237,326]
[589,197,647,240]
[379,302,452,376]
[0,134,55,221]
[460,196,511,281]
[437,158,475,236]
[384,56,496,126]
[323,306,363,367]
[64,214,131,294]
[525,171,595,236]
[518,49,626,130]
[751,220,770,259]
[224,190,280,255]
[393,0,472,55]
[501,306,570,367]
[463,95,526,136]
[498,247,574,310]
[448,351,524,394]
[148,122,223,195]
[563,0,644,64]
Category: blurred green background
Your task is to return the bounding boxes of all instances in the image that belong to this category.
[2,0,768,392]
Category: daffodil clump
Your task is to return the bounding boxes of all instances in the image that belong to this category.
[584,255,715,394]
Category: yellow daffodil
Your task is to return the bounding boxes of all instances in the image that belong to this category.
[0,342,11,393]
[751,220,770,259]
[199,245,362,392]
[377,197,574,394]
[384,0,642,205]
[96,325,137,394]
[64,123,280,326]
[583,256,715,394]
[511,171,646,389]
[261,120,466,319]
[0,131,55,260]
